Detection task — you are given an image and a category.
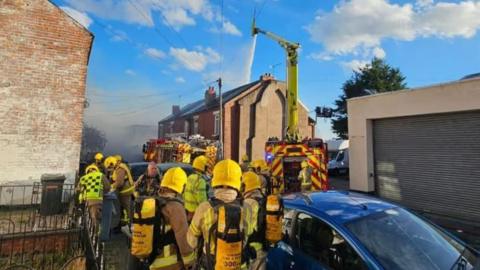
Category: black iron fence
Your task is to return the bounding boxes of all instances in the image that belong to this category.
[0,182,101,270]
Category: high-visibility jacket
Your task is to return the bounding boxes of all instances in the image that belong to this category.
[187,189,252,263]
[112,163,134,195]
[149,195,195,270]
[183,172,207,213]
[79,171,105,201]
[298,167,312,191]
[243,190,265,253]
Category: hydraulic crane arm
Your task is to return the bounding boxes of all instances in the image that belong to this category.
[252,21,300,141]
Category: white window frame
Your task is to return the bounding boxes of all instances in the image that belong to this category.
[213,111,220,135]
[184,120,189,134]
[193,116,199,134]
[159,124,164,137]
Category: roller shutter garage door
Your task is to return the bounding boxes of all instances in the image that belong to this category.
[373,110,480,224]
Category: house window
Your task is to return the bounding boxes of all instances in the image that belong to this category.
[184,120,189,135]
[213,111,220,135]
[158,124,164,138]
[193,116,199,134]
[170,121,174,134]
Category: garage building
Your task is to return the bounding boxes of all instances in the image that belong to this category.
[348,77,480,226]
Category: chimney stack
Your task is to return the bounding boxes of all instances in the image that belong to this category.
[204,86,216,105]
[172,105,181,115]
[260,73,274,81]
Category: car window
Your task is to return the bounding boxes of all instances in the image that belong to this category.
[295,212,368,270]
[130,164,147,181]
[336,151,345,162]
[346,207,477,270]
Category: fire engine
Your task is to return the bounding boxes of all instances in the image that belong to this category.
[142,136,218,176]
[252,21,328,194]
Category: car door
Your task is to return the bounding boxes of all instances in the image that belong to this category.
[266,207,297,270]
[291,211,370,270]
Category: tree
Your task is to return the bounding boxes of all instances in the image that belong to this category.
[80,124,107,162]
[331,58,407,139]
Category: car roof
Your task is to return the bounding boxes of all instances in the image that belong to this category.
[158,162,193,169]
[283,190,397,224]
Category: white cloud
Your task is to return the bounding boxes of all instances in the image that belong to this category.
[66,0,153,26]
[175,76,186,83]
[341,59,369,72]
[111,30,128,42]
[144,48,166,59]
[162,8,196,29]
[309,52,333,61]
[60,6,93,29]
[372,47,386,59]
[65,0,237,31]
[169,47,220,72]
[125,69,136,76]
[210,20,242,36]
[307,0,480,62]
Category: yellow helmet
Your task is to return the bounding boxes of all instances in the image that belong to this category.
[242,171,261,193]
[192,155,208,172]
[104,156,118,170]
[212,159,242,191]
[161,167,187,194]
[114,155,122,163]
[85,164,99,174]
[241,154,249,162]
[94,152,104,161]
[254,160,268,171]
[301,160,308,169]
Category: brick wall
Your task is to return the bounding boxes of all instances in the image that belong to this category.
[0,0,93,183]
[197,110,215,139]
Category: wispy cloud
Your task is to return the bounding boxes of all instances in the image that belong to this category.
[169,47,220,72]
[175,76,186,83]
[307,0,480,65]
[144,48,166,60]
[66,0,241,33]
[60,6,92,29]
[125,69,136,76]
[209,20,242,36]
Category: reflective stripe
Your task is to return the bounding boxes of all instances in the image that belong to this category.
[149,254,178,269]
[249,242,263,252]
[80,172,104,200]
[182,251,195,265]
[183,173,207,212]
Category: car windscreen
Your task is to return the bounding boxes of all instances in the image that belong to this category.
[346,207,477,270]
[130,164,148,181]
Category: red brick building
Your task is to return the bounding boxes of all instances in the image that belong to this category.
[158,75,316,161]
[0,0,93,183]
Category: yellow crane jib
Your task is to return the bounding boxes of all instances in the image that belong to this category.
[252,20,300,142]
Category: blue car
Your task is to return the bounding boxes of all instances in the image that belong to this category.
[267,191,479,270]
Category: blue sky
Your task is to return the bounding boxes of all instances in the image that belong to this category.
[54,0,480,140]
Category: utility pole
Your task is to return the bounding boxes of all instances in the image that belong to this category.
[217,78,224,159]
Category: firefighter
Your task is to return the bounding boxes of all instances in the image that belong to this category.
[152,167,195,270]
[242,172,267,270]
[77,164,110,230]
[183,155,209,221]
[252,160,269,195]
[90,152,104,174]
[240,154,250,172]
[187,159,249,270]
[105,156,134,224]
[134,162,161,197]
[298,160,312,192]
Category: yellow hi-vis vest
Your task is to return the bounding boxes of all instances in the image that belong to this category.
[112,163,134,195]
[183,173,207,213]
[79,171,104,201]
